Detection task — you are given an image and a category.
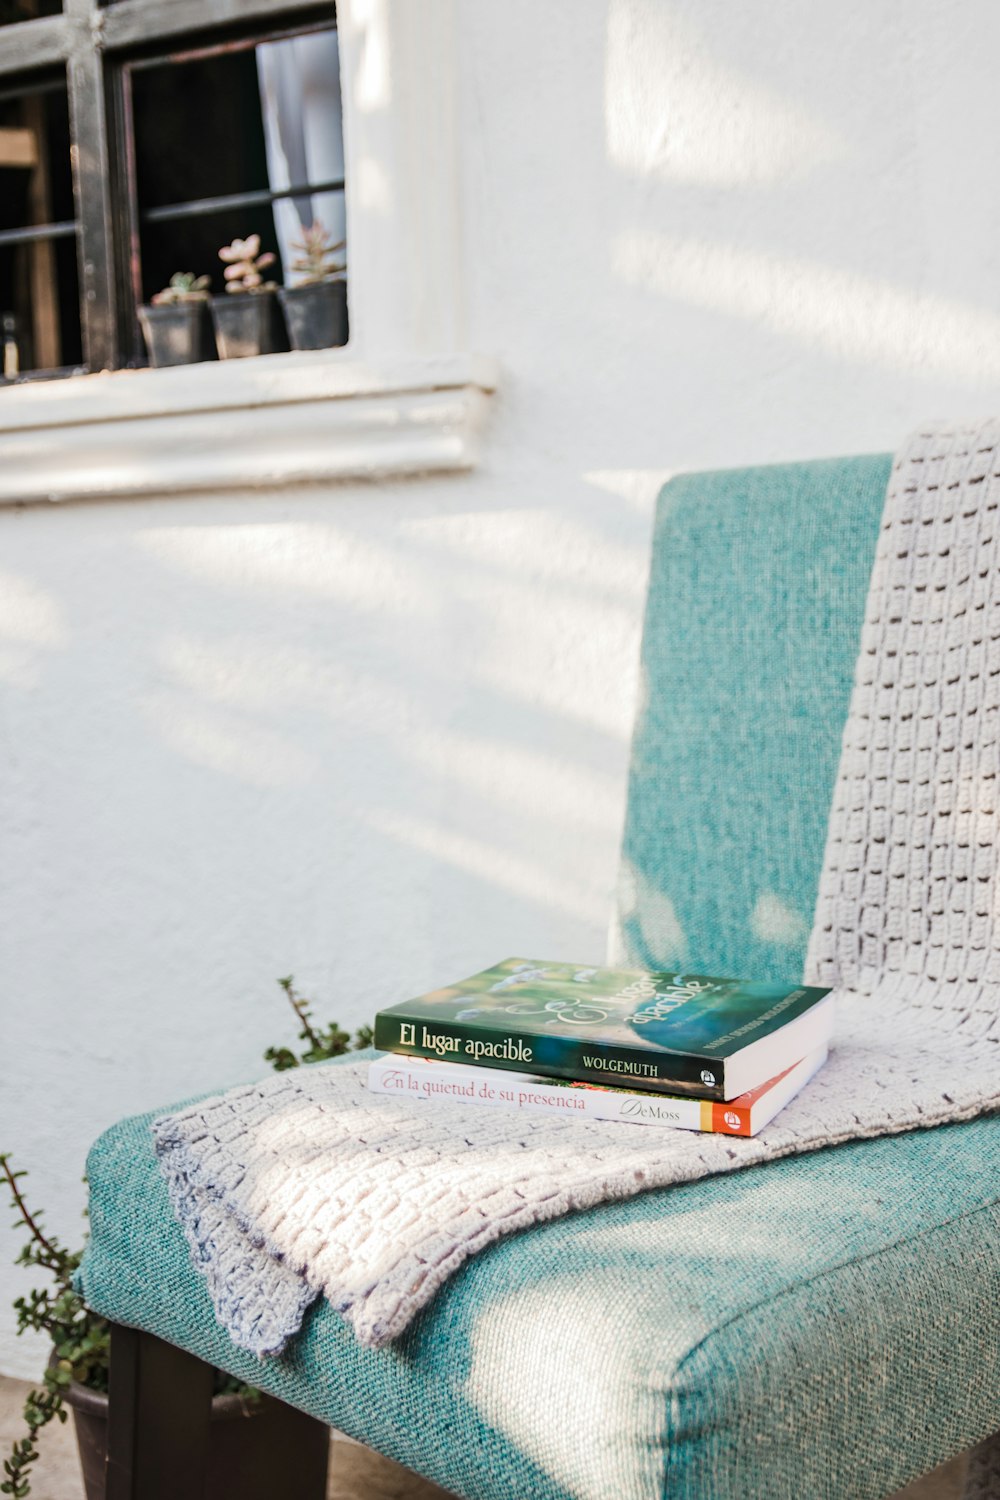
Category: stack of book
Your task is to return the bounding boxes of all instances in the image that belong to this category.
[370,957,834,1138]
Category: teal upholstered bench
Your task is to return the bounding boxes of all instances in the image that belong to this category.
[79,455,1000,1500]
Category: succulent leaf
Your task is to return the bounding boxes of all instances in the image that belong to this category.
[149,270,210,305]
[218,236,278,293]
[288,220,347,285]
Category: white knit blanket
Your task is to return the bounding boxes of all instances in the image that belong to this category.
[155,420,1000,1355]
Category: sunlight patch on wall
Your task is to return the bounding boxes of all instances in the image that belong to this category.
[471,577,639,741]
[0,569,66,648]
[613,229,1000,383]
[367,808,606,926]
[393,506,647,741]
[156,631,621,832]
[141,689,316,786]
[156,630,434,749]
[405,507,648,603]
[155,633,390,722]
[350,0,390,113]
[136,523,435,617]
[605,0,843,188]
[582,468,671,515]
[406,727,621,835]
[0,569,67,686]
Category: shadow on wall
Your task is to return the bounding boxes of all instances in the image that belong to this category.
[0,464,659,1093]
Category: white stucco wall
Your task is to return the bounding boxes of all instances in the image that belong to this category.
[4,0,1000,1377]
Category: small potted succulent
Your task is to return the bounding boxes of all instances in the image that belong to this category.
[138,272,215,368]
[277,222,348,351]
[210,235,285,359]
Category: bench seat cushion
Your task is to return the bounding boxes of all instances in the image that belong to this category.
[79,1069,1000,1500]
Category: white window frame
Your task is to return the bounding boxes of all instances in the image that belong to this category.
[0,0,496,504]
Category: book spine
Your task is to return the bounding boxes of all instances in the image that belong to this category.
[372,1011,726,1099]
[367,1057,709,1130]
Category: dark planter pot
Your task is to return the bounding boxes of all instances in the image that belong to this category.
[277,280,348,351]
[64,1375,329,1500]
[138,301,216,368]
[210,291,286,359]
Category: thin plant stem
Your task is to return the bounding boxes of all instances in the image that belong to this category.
[279,978,323,1052]
[0,1157,60,1266]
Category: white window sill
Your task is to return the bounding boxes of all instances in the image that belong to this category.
[0,350,498,504]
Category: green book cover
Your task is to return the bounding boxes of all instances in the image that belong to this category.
[373,958,834,1101]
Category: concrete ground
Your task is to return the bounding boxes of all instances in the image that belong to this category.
[0,1372,967,1499]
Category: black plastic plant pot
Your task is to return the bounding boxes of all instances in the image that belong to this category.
[138,301,216,368]
[210,291,286,359]
[64,1374,329,1500]
[278,280,348,351]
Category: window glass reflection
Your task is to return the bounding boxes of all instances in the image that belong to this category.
[0,79,81,376]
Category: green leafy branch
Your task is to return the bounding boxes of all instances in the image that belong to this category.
[3,975,365,1494]
[264,976,372,1071]
[0,1155,108,1498]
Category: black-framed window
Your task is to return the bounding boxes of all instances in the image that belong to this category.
[0,0,343,381]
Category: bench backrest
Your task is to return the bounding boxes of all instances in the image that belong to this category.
[614,453,893,983]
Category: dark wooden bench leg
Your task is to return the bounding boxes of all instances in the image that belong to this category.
[105,1320,330,1500]
[962,1430,1000,1500]
[106,1323,213,1500]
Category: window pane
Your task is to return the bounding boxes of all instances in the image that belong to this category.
[0,79,81,375]
[257,32,346,283]
[0,0,61,28]
[128,24,345,352]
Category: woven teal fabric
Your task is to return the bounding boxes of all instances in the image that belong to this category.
[79,1083,1000,1500]
[616,454,892,981]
